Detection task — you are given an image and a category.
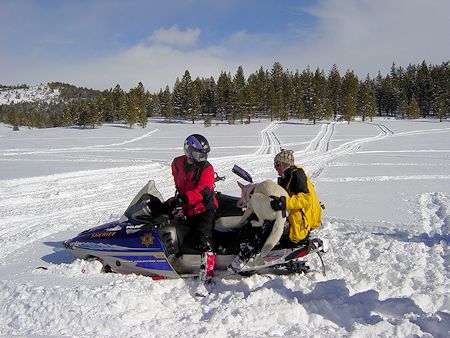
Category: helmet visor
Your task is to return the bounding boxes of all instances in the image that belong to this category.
[191,149,208,162]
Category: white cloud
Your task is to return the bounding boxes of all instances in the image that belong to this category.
[3,31,269,92]
[285,0,450,76]
[2,0,449,92]
[148,25,201,47]
[35,44,235,92]
[87,0,450,88]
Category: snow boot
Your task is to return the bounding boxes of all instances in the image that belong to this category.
[227,255,246,273]
[196,252,215,297]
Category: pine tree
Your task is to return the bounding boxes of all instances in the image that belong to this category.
[170,70,197,121]
[381,75,398,116]
[86,101,102,128]
[342,94,357,123]
[313,68,327,100]
[268,62,284,121]
[61,106,73,126]
[111,84,126,122]
[398,93,409,119]
[74,101,100,129]
[203,77,217,116]
[124,90,139,128]
[341,70,359,123]
[190,83,201,123]
[312,67,327,122]
[247,67,268,118]
[75,101,86,128]
[435,96,448,122]
[309,95,322,124]
[389,62,400,116]
[242,82,254,122]
[101,89,115,122]
[324,101,333,120]
[327,64,341,119]
[232,66,245,121]
[416,61,432,117]
[159,86,174,121]
[301,67,314,121]
[281,70,294,120]
[216,71,232,121]
[260,68,270,117]
[180,70,194,119]
[12,111,19,131]
[172,78,182,118]
[430,62,449,121]
[407,96,420,119]
[357,75,377,121]
[166,95,174,123]
[246,73,258,119]
[296,95,305,120]
[404,64,417,102]
[131,82,148,128]
[374,71,384,116]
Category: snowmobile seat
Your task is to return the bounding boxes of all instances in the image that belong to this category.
[214,192,246,231]
[215,192,244,218]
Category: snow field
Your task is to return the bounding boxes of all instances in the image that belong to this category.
[0,118,449,337]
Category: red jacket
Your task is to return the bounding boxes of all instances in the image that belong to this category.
[171,155,218,217]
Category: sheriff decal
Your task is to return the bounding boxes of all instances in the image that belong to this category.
[91,231,116,238]
[140,233,154,247]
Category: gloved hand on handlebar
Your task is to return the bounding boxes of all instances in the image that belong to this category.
[163,197,176,215]
[163,194,187,215]
[166,194,186,207]
[165,196,176,208]
[176,194,188,206]
[270,195,286,211]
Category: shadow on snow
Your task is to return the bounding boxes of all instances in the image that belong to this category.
[41,241,76,265]
[216,278,448,336]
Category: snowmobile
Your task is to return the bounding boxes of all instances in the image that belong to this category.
[63,165,325,279]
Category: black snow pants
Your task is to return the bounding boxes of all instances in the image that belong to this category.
[178,209,215,253]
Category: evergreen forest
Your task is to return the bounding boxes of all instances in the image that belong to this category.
[0,60,448,130]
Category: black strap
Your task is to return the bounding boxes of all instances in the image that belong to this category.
[308,238,326,276]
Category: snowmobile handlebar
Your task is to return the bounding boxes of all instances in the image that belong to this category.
[214,172,225,182]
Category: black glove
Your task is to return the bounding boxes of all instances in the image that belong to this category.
[176,194,188,206]
[270,195,286,211]
[164,196,173,205]
[162,197,175,214]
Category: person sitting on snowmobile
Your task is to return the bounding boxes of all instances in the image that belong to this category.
[167,134,218,289]
[228,149,322,273]
[270,149,322,245]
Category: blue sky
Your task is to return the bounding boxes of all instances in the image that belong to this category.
[1,0,449,92]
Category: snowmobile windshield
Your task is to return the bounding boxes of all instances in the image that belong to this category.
[232,165,253,183]
[121,180,165,222]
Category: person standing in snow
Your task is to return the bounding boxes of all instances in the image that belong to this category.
[270,149,322,245]
[168,134,218,291]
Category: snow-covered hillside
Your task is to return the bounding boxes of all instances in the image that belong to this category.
[0,84,60,105]
[0,119,448,337]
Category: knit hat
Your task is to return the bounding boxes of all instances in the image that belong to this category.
[274,149,294,166]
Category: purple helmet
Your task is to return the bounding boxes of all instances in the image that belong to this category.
[183,134,210,162]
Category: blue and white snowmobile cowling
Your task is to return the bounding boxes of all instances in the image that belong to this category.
[64,221,180,278]
[64,181,182,278]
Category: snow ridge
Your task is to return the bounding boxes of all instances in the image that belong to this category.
[0,84,60,105]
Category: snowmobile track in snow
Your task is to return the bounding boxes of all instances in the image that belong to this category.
[303,122,393,179]
[254,121,282,155]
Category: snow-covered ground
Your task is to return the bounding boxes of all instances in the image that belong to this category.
[0,84,60,105]
[0,118,449,337]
